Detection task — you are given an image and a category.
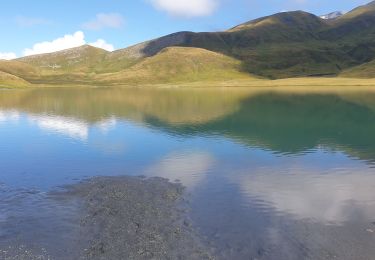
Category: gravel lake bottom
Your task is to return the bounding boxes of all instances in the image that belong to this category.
[1,176,213,260]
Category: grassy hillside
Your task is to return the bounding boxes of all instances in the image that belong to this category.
[16,45,143,75]
[0,59,39,79]
[12,45,136,84]
[0,71,30,88]
[98,47,254,84]
[2,46,254,85]
[16,45,109,74]
[237,1,375,77]
[110,1,375,79]
[340,59,375,78]
[1,1,375,85]
[332,0,375,22]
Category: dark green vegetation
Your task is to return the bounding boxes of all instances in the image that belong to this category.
[1,1,375,87]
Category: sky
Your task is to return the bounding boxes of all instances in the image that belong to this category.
[0,0,370,59]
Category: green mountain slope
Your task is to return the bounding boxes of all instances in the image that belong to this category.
[0,71,30,88]
[98,47,254,84]
[112,1,375,79]
[0,59,39,79]
[2,1,375,85]
[108,15,330,78]
[16,45,109,73]
[341,59,375,78]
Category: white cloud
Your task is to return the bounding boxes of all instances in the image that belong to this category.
[89,39,114,51]
[22,31,115,56]
[23,31,85,56]
[0,52,17,60]
[82,13,125,30]
[150,0,219,17]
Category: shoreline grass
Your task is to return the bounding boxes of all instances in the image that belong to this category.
[3,77,375,90]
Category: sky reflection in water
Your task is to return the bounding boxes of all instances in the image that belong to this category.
[0,87,375,259]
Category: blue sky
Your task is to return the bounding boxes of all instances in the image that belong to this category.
[0,0,369,59]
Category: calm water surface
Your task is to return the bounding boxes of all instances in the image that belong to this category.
[1,87,375,259]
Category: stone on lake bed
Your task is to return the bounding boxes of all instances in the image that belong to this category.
[56,176,213,260]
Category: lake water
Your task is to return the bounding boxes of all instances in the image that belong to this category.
[1,86,375,259]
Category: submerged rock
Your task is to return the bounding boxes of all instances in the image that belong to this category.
[62,176,212,260]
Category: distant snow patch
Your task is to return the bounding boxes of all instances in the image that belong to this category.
[320,11,346,20]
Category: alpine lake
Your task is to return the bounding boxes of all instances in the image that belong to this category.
[1,86,375,259]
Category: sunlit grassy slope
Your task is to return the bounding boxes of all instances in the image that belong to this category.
[0,71,30,88]
[98,47,255,84]
[0,59,39,79]
[340,60,375,78]
[16,45,109,74]
[0,46,255,86]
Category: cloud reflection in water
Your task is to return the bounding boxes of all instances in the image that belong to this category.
[28,115,89,140]
[235,164,375,224]
[146,151,215,189]
[0,110,20,123]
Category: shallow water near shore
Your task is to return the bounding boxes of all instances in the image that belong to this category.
[1,86,375,259]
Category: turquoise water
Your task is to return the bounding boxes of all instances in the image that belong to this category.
[0,87,375,259]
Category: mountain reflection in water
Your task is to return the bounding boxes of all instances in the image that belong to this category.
[0,86,375,259]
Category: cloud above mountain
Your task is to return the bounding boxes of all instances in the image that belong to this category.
[22,31,114,56]
[0,52,17,60]
[23,31,85,56]
[89,39,114,51]
[150,0,219,17]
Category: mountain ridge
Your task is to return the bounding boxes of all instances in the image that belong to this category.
[2,1,375,87]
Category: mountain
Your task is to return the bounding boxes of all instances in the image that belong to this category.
[97,47,254,84]
[110,2,375,79]
[320,11,345,20]
[2,1,375,87]
[16,45,109,73]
